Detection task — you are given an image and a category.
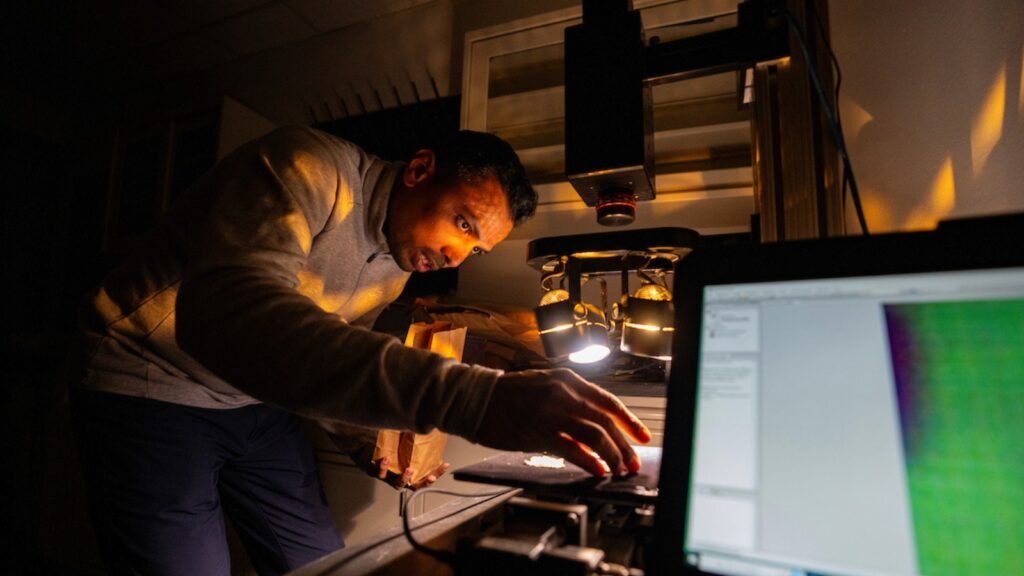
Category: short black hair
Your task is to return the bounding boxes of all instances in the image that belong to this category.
[432,130,537,225]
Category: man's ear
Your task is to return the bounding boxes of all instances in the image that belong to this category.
[403,149,436,187]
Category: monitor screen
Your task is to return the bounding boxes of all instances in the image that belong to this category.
[684,267,1024,576]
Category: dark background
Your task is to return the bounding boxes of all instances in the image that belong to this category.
[2,27,462,569]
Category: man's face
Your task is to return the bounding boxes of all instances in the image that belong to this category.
[387,157,514,273]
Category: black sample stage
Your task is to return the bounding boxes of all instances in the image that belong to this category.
[453,446,660,505]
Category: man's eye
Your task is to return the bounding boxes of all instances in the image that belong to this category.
[471,247,482,255]
[458,216,471,231]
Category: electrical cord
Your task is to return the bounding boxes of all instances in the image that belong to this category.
[401,486,517,564]
[806,6,850,234]
[778,7,870,235]
[310,485,516,573]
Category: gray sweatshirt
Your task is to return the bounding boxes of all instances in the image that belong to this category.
[78,126,501,440]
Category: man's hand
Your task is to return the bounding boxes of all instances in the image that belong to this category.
[320,420,449,490]
[371,457,451,491]
[474,368,652,477]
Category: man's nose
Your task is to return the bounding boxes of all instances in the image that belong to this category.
[442,244,471,268]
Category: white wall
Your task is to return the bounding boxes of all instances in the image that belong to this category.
[121,1,1023,233]
[126,0,1023,307]
[462,0,1024,307]
[830,1,1024,232]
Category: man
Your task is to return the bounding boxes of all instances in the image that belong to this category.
[72,126,650,575]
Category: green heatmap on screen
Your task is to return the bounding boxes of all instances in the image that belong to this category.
[884,299,1024,576]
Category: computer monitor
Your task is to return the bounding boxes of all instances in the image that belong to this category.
[653,215,1024,576]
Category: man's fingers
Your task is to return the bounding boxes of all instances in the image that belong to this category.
[555,433,609,477]
[477,369,650,475]
[410,462,450,490]
[402,467,414,486]
[556,369,652,444]
[561,417,630,476]
[378,457,390,479]
[574,403,639,474]
[410,473,441,491]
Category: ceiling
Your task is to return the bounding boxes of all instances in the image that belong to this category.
[5,0,435,101]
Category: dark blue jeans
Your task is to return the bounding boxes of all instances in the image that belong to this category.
[71,388,343,576]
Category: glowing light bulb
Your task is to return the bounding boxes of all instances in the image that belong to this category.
[539,289,570,306]
[569,344,611,364]
[634,283,671,301]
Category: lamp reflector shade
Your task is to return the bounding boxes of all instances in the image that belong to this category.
[620,296,674,360]
[534,300,610,362]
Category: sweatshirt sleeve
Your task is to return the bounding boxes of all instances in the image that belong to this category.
[175,127,500,440]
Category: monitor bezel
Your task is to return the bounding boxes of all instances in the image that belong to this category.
[650,214,1024,576]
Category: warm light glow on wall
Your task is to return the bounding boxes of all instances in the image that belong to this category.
[857,188,893,232]
[905,156,956,231]
[931,156,956,214]
[970,65,1006,177]
[839,95,874,144]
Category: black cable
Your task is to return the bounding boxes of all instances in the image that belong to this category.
[807,7,850,234]
[313,485,516,572]
[778,8,870,235]
[401,486,516,564]
[783,7,867,234]
[807,7,843,124]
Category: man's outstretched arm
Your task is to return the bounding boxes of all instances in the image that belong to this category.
[474,368,652,476]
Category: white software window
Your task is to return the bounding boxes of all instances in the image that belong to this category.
[686,268,1024,576]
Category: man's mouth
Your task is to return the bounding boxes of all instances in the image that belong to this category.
[413,251,438,273]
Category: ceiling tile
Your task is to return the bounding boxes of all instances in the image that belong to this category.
[210,3,317,55]
[152,32,237,74]
[118,3,194,49]
[97,28,235,82]
[287,0,432,33]
[173,0,277,27]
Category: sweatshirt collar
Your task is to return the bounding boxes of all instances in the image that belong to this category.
[364,161,405,254]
